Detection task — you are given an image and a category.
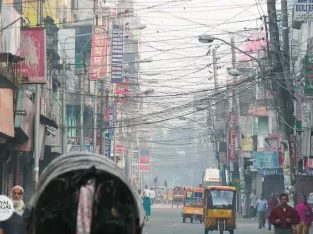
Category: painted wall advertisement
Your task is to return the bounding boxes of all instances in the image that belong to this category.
[89,26,107,80]
[111,25,123,84]
[253,151,279,169]
[227,112,236,160]
[19,28,47,83]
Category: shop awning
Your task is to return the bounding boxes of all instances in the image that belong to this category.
[40,114,58,129]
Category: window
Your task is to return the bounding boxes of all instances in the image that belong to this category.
[207,190,234,209]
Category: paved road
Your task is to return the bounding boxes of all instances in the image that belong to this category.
[142,204,313,234]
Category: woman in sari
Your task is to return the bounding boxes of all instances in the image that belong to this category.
[296,195,313,234]
[143,186,151,221]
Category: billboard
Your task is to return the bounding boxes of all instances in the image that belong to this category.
[90,26,107,80]
[0,89,14,137]
[227,112,236,160]
[19,28,47,83]
[111,25,123,84]
[253,151,279,169]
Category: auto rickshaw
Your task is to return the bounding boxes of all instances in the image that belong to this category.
[182,187,204,223]
[204,186,236,234]
[152,185,167,204]
[172,186,184,208]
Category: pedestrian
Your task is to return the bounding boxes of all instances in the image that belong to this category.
[268,193,300,234]
[255,193,268,229]
[249,189,257,220]
[295,195,313,234]
[268,192,280,230]
[0,185,28,234]
[164,180,168,189]
[153,176,158,186]
[150,188,156,206]
[143,185,151,221]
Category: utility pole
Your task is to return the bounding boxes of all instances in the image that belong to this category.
[212,48,225,185]
[113,98,117,164]
[267,0,294,184]
[230,37,247,217]
[99,80,107,155]
[62,62,67,154]
[93,81,97,153]
[79,73,84,151]
[33,0,43,188]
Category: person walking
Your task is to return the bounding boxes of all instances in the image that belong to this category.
[143,185,151,221]
[0,185,28,234]
[295,195,313,234]
[268,193,300,234]
[268,192,280,230]
[150,188,156,206]
[250,189,257,220]
[255,193,268,229]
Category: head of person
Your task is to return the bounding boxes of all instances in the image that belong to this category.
[12,185,25,213]
[300,195,307,204]
[271,192,275,198]
[275,193,279,199]
[253,189,256,194]
[145,185,148,189]
[260,193,264,199]
[26,153,144,234]
[279,193,289,207]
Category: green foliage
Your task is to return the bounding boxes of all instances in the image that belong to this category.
[228,179,241,190]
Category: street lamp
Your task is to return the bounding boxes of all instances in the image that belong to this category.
[198,35,262,69]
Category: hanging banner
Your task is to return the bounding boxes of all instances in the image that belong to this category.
[89,26,107,80]
[105,140,111,158]
[290,135,297,164]
[111,25,123,84]
[19,28,47,83]
[253,151,279,169]
[304,56,313,97]
[227,112,236,160]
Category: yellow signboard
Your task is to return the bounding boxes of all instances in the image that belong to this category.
[242,136,253,151]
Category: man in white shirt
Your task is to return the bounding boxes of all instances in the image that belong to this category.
[250,189,257,220]
[150,188,156,205]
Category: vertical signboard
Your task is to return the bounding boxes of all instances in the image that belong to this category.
[89,26,107,80]
[105,140,111,158]
[111,25,123,84]
[227,112,236,160]
[0,89,14,137]
[132,149,139,179]
[304,56,313,97]
[19,28,47,83]
[290,135,297,164]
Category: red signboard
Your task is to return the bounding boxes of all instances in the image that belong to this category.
[140,156,150,164]
[290,135,297,164]
[140,164,150,171]
[89,26,107,80]
[227,112,236,160]
[0,89,14,137]
[19,28,47,83]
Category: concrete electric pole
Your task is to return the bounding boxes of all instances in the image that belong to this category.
[230,37,247,217]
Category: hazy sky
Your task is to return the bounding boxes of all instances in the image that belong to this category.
[133,0,274,129]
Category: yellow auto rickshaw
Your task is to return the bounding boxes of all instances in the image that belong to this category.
[182,187,204,223]
[204,186,236,234]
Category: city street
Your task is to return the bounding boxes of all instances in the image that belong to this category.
[142,204,313,234]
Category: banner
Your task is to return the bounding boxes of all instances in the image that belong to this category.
[111,25,123,84]
[0,89,14,137]
[19,28,47,83]
[132,150,139,178]
[105,140,111,158]
[89,26,107,80]
[140,156,150,164]
[290,135,297,164]
[242,136,253,151]
[253,151,279,169]
[304,56,313,97]
[227,112,236,160]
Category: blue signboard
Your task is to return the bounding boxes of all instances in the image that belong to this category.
[105,140,111,158]
[111,25,123,84]
[253,151,279,169]
[258,168,283,176]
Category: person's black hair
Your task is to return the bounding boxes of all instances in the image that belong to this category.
[301,194,307,200]
[279,193,289,200]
